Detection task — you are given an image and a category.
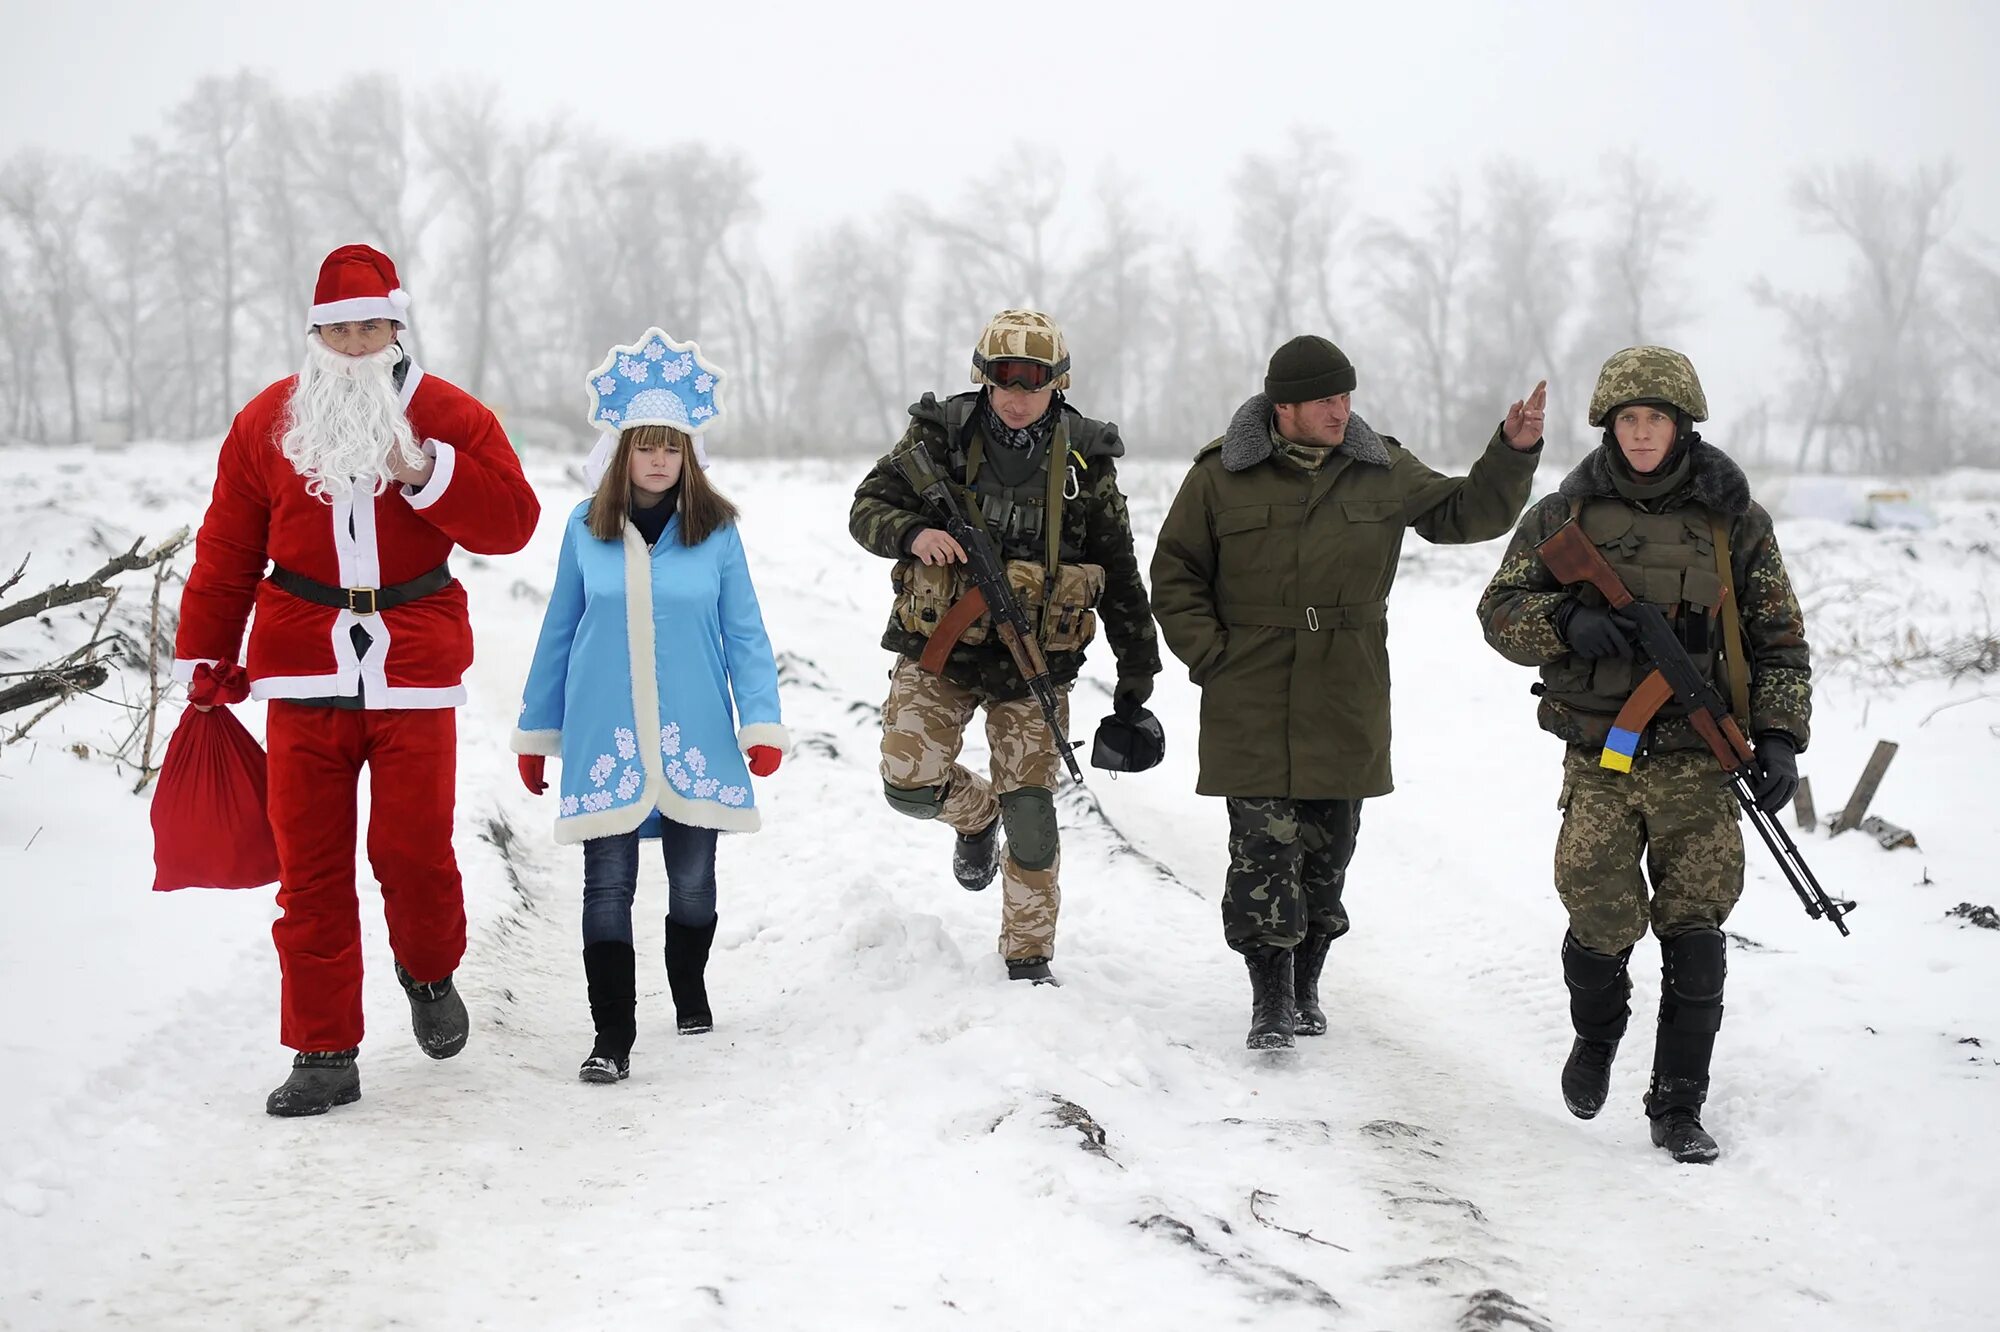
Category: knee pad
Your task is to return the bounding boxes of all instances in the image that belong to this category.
[1561,932,1633,996]
[1660,927,1726,1032]
[1000,787,1059,871]
[883,780,946,821]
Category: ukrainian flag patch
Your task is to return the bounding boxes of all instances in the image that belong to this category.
[1599,727,1641,774]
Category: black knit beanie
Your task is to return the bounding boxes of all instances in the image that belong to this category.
[1265,335,1357,403]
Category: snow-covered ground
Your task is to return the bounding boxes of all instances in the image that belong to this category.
[2,440,1997,1331]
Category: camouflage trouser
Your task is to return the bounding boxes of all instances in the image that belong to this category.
[1554,746,1744,954]
[1221,797,1363,954]
[879,658,1070,961]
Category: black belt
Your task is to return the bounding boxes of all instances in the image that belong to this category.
[268,563,452,616]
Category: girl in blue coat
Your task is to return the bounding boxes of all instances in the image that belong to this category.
[512,331,787,1083]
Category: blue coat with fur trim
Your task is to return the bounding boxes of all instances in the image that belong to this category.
[511,500,788,841]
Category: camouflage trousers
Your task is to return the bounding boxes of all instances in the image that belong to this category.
[1555,746,1745,954]
[879,658,1070,961]
[1222,797,1363,954]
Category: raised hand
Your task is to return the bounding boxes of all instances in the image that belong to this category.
[1504,380,1549,450]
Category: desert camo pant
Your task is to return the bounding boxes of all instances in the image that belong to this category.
[1554,746,1745,954]
[879,658,1070,961]
[1221,797,1362,954]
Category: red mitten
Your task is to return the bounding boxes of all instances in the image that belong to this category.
[747,745,782,777]
[518,754,547,794]
[187,662,250,709]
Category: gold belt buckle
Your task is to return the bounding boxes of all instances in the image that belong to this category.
[347,587,379,616]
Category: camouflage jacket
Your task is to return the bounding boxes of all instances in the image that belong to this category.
[1477,440,1811,753]
[849,392,1162,703]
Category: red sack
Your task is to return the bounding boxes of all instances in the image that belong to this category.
[150,663,282,891]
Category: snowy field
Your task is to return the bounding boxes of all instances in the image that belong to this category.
[2,439,1997,1331]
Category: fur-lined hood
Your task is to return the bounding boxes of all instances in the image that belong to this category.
[1219,393,1391,472]
[1556,438,1750,516]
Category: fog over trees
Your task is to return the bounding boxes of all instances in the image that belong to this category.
[2,71,1994,471]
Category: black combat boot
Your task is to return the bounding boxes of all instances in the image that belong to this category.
[664,915,718,1034]
[1006,956,1059,986]
[1645,928,1725,1163]
[1560,932,1634,1119]
[954,817,1002,891]
[580,942,636,1084]
[265,1048,361,1117]
[1292,924,1335,1037]
[395,961,469,1060]
[1244,946,1296,1050]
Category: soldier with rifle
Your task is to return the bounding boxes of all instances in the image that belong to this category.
[849,311,1163,986]
[1478,346,1821,1163]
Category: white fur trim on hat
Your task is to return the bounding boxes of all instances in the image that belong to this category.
[307,295,408,327]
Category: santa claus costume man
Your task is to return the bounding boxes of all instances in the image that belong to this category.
[174,244,540,1116]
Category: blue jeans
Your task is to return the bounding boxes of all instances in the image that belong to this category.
[580,821,718,946]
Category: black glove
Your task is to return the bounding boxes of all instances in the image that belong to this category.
[1554,601,1635,660]
[1749,732,1799,814]
[1112,674,1154,719]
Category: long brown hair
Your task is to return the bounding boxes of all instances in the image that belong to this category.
[586,424,738,546]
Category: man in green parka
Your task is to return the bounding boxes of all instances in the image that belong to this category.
[1150,335,1545,1048]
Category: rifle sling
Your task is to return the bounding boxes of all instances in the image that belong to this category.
[920,586,990,676]
[1708,512,1753,733]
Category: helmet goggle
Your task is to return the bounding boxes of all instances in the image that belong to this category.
[974,354,1068,392]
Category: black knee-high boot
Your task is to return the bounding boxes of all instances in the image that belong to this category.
[1560,932,1633,1119]
[664,915,718,1034]
[1646,927,1725,1163]
[580,941,636,1083]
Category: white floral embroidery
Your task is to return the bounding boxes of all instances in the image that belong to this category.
[666,760,692,792]
[691,405,714,422]
[601,408,620,423]
[659,723,681,757]
[718,785,747,807]
[660,353,693,383]
[693,372,715,393]
[560,795,580,816]
[593,375,617,395]
[581,791,614,813]
[617,354,649,382]
[614,727,636,760]
[589,754,615,787]
[694,777,719,799]
[685,747,707,778]
[642,339,668,361]
[616,767,643,800]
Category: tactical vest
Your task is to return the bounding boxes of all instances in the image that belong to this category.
[1539,499,1729,721]
[932,393,1089,569]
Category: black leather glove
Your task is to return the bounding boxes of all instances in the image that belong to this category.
[1554,601,1635,659]
[1750,732,1800,814]
[1090,704,1165,773]
[1112,675,1154,719]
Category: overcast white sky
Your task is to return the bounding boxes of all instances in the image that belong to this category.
[3,0,1995,424]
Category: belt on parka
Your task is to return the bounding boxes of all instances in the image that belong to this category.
[1219,599,1387,632]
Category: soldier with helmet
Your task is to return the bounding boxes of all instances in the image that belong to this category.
[1477,345,1811,1163]
[849,310,1163,986]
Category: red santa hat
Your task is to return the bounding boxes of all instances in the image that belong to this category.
[307,244,412,328]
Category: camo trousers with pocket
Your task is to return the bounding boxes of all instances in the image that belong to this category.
[1222,796,1363,954]
[880,658,1070,961]
[1554,746,1745,953]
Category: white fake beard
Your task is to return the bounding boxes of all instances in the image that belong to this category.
[280,334,421,502]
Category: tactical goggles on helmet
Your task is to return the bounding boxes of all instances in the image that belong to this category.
[974,354,1068,391]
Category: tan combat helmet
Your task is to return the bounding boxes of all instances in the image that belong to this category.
[970,309,1071,391]
[1588,345,1709,426]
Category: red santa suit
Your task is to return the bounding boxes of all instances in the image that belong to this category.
[175,253,539,1053]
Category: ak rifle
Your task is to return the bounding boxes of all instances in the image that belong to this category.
[1536,519,1852,936]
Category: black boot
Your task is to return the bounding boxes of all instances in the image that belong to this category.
[1244,946,1296,1050]
[664,915,718,1034]
[1645,928,1725,1163]
[1560,932,1633,1120]
[580,942,636,1084]
[395,961,469,1060]
[265,1048,361,1117]
[1006,956,1059,986]
[1292,924,1335,1037]
[954,817,1002,891]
